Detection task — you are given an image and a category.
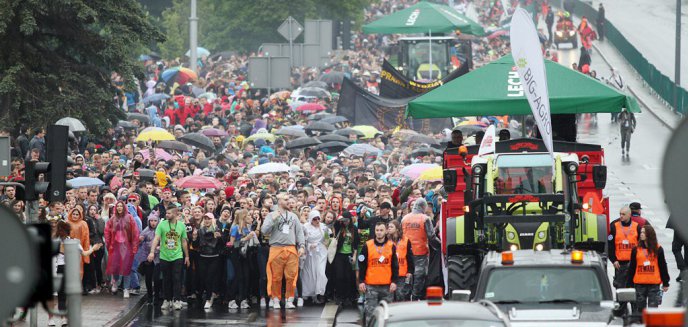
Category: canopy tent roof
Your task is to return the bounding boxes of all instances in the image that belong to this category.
[363,1,485,36]
[407,54,641,118]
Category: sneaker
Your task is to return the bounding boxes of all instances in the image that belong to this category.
[260,298,267,308]
[228,300,238,309]
[161,300,170,310]
[48,317,56,326]
[60,317,68,326]
[204,300,212,309]
[88,288,100,295]
[241,300,250,309]
[123,289,130,298]
[111,283,118,294]
[180,301,188,307]
[285,297,296,309]
[272,298,281,310]
[297,297,304,307]
[130,289,140,295]
[173,300,182,310]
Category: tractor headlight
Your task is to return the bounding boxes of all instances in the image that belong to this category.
[538,231,546,239]
[507,232,516,241]
[569,30,576,37]
[473,165,483,175]
[556,31,564,37]
[566,162,578,175]
[535,244,544,251]
[510,244,519,252]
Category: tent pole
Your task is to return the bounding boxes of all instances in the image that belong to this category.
[429,29,433,80]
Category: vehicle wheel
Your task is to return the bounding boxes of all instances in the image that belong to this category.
[447,255,479,295]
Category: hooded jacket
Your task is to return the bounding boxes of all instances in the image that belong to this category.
[67,207,91,265]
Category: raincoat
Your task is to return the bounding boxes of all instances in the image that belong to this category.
[105,202,140,276]
[146,106,162,128]
[67,207,91,277]
[300,211,329,297]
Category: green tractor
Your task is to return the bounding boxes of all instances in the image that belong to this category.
[444,148,608,295]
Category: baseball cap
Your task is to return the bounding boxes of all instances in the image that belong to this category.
[629,202,642,210]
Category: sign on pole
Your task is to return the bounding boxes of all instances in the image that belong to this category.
[278,16,303,67]
[248,57,291,94]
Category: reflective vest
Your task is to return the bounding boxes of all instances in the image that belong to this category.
[365,240,394,285]
[633,247,661,285]
[614,221,638,261]
[402,213,429,256]
[395,237,409,277]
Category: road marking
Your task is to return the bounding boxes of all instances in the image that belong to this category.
[319,303,339,327]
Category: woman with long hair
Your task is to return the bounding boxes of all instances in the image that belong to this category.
[85,204,106,294]
[627,225,670,313]
[194,212,223,309]
[387,220,414,301]
[227,209,256,309]
[136,210,161,303]
[104,201,140,298]
[332,212,359,305]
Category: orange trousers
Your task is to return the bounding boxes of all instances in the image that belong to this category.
[266,246,299,300]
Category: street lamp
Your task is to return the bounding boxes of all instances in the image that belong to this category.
[189,0,198,72]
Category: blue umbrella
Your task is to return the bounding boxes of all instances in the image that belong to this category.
[185,47,210,57]
[67,177,105,188]
[143,93,170,104]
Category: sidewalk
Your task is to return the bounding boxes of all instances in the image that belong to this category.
[13,293,145,327]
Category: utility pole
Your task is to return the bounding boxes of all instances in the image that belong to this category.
[189,0,198,72]
[675,0,682,113]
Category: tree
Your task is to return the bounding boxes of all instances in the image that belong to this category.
[0,0,165,134]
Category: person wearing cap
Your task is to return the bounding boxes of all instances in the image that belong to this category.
[301,210,330,304]
[358,201,394,237]
[359,221,398,323]
[261,193,306,309]
[401,198,440,300]
[148,204,190,310]
[193,212,223,309]
[629,202,649,227]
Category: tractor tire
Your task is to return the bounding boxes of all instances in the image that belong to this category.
[447,255,479,295]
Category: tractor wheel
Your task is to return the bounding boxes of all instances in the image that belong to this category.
[447,255,479,295]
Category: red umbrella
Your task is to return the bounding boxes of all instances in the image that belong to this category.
[296,103,327,112]
[174,176,223,189]
[200,128,228,137]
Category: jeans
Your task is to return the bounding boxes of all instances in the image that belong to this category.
[160,259,183,301]
[635,284,661,313]
[412,255,429,299]
[130,258,140,289]
[620,128,632,152]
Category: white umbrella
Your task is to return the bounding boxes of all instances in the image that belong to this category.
[56,117,86,132]
[247,162,291,175]
[66,177,104,188]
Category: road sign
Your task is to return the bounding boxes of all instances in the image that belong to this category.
[0,136,10,177]
[248,57,291,94]
[278,16,303,42]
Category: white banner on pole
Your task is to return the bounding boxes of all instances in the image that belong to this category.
[510,8,553,158]
[478,125,496,156]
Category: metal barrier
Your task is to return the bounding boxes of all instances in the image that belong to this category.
[567,0,687,114]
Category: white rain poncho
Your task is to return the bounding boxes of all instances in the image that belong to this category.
[300,210,329,298]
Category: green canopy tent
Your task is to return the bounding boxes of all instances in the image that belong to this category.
[406,54,641,118]
[363,1,485,36]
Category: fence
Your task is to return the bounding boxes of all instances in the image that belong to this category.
[569,0,687,114]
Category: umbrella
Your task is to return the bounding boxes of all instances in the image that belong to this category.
[453,124,485,136]
[197,92,217,100]
[148,52,162,60]
[139,54,153,61]
[175,175,223,189]
[142,93,170,104]
[401,163,439,179]
[313,141,349,154]
[417,166,443,182]
[316,134,352,144]
[135,168,156,179]
[179,133,215,152]
[127,112,150,123]
[343,144,382,156]
[296,103,327,112]
[305,121,336,133]
[158,140,191,152]
[304,80,329,89]
[185,47,211,57]
[320,116,349,124]
[407,134,440,145]
[334,128,365,137]
[117,120,137,129]
[289,100,308,111]
[139,148,173,161]
[208,50,237,61]
[286,136,321,150]
[351,125,382,139]
[363,1,485,36]
[245,132,276,143]
[411,147,443,157]
[275,126,307,138]
[319,71,345,84]
[247,163,292,175]
[66,177,104,188]
[201,128,228,137]
[55,117,86,132]
[135,127,175,142]
[393,129,419,139]
[308,112,336,120]
[298,87,331,98]
[161,67,198,85]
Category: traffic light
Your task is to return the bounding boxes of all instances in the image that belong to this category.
[23,125,68,201]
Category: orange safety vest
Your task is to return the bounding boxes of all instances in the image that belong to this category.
[365,239,394,285]
[402,213,429,256]
[395,237,409,277]
[614,221,639,261]
[633,247,662,285]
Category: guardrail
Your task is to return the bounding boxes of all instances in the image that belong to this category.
[568,0,686,114]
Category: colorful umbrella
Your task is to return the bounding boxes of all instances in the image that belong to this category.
[161,67,198,85]
[401,163,439,179]
[417,166,443,182]
[351,125,382,139]
[201,128,228,137]
[245,132,276,143]
[175,175,223,189]
[139,148,173,161]
[135,128,175,142]
[296,103,327,112]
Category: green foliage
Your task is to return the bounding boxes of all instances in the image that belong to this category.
[0,0,164,135]
[157,0,372,56]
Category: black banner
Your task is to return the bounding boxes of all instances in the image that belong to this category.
[379,59,469,99]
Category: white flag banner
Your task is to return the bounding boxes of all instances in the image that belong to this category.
[510,8,553,158]
[478,125,496,156]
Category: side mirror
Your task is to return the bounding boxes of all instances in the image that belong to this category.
[443,169,457,194]
[451,290,471,302]
[616,288,636,303]
[592,165,607,189]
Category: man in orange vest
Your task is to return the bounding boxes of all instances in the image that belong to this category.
[608,206,642,289]
[359,222,398,322]
[401,198,440,299]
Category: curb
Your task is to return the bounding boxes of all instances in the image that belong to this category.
[107,296,147,327]
[591,43,677,130]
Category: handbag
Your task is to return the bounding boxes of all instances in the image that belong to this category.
[240,235,258,258]
[327,236,338,264]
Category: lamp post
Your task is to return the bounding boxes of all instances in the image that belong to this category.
[189,0,198,72]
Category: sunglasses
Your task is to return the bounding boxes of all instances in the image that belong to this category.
[128,199,136,203]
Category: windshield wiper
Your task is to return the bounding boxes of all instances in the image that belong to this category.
[492,300,522,304]
[539,299,580,304]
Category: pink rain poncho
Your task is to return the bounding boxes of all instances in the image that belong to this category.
[104,201,139,276]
